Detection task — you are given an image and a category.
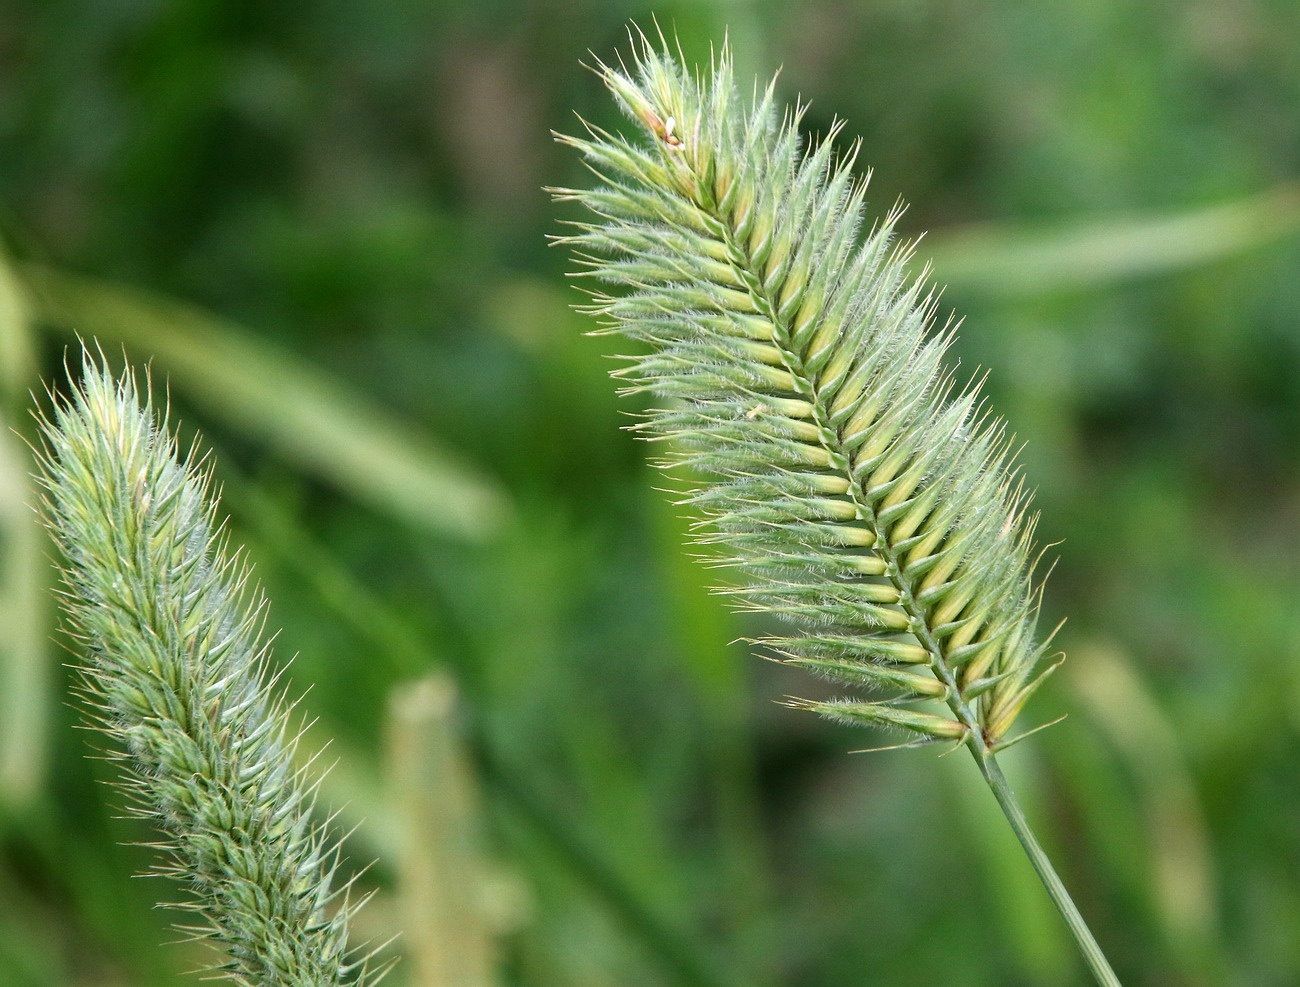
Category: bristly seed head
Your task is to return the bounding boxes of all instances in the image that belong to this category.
[555,28,1062,752]
[35,354,381,985]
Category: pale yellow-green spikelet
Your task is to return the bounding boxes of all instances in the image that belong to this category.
[555,31,1060,751]
[35,357,381,984]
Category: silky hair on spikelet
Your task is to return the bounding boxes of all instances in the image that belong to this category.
[552,31,1062,753]
[550,34,1125,984]
[35,353,387,985]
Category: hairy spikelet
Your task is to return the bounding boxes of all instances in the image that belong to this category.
[555,33,1062,751]
[35,358,378,985]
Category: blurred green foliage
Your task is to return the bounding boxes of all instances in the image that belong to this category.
[1,1,1297,985]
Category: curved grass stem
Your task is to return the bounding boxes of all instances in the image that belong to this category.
[558,32,1128,986]
[971,745,1123,987]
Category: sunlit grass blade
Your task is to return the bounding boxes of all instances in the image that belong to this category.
[945,749,1074,982]
[21,263,510,541]
[0,416,49,805]
[0,251,37,399]
[1067,642,1225,982]
[226,468,742,987]
[924,181,1300,297]
[386,674,512,987]
[0,255,50,806]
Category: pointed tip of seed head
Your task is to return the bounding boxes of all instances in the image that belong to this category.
[557,30,1060,756]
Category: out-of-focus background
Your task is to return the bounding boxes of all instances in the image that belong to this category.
[1,2,1298,985]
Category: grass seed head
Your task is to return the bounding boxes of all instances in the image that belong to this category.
[557,33,1060,750]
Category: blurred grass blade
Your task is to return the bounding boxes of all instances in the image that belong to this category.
[0,253,37,399]
[387,674,518,987]
[645,485,777,978]
[1068,641,1224,981]
[0,415,49,806]
[947,750,1073,982]
[236,471,738,987]
[0,256,50,806]
[20,263,510,540]
[223,469,435,680]
[924,181,1300,296]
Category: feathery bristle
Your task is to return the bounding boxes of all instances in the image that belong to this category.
[35,355,371,984]
[557,35,1060,751]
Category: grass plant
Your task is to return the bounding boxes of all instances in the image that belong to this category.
[554,31,1122,986]
[35,357,382,985]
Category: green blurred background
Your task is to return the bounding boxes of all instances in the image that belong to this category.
[1,1,1298,984]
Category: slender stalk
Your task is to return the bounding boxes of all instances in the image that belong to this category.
[557,33,1127,986]
[971,744,1123,987]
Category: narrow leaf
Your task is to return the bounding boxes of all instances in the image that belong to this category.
[924,181,1300,297]
[22,263,510,541]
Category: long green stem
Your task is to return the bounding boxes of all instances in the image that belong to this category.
[561,39,1126,986]
[971,744,1123,987]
